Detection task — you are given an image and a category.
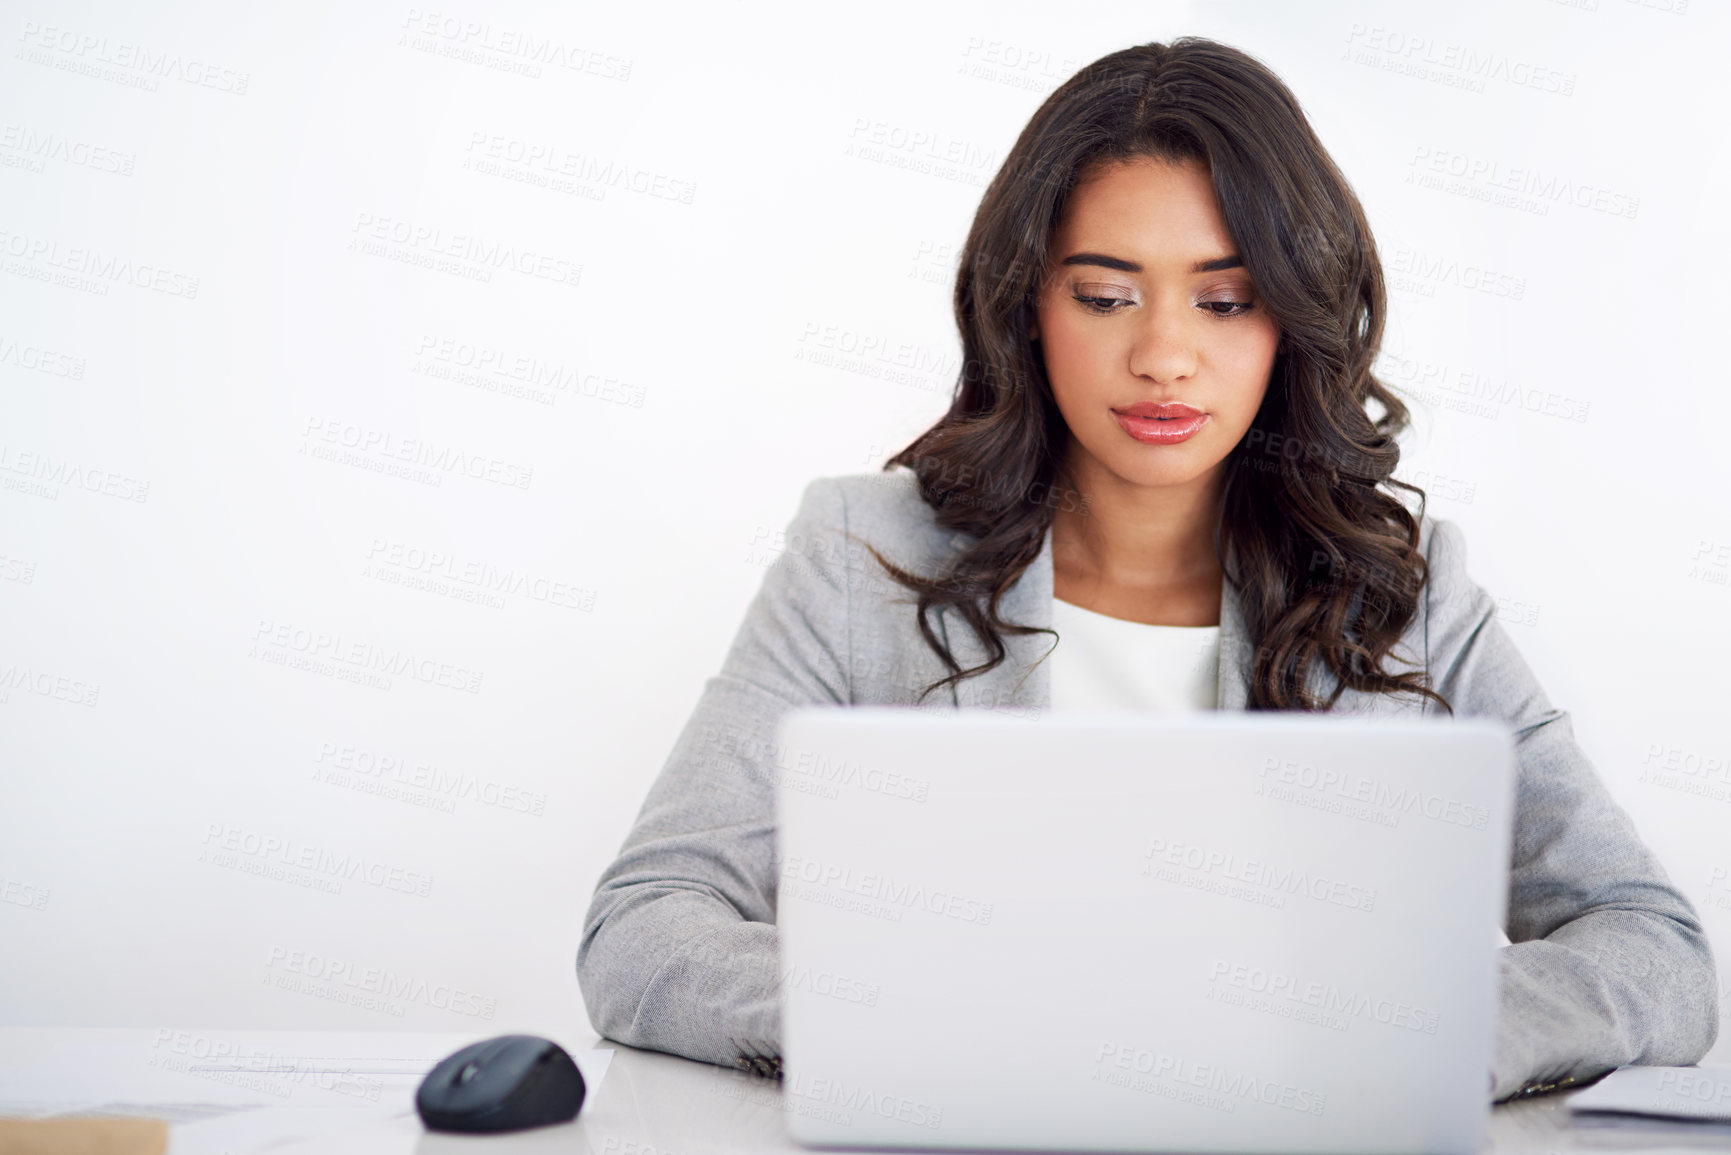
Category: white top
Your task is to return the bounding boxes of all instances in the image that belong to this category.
[1048,595,1220,712]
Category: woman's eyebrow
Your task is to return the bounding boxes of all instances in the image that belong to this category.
[1058,252,1243,274]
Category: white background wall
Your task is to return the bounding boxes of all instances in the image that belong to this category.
[4,0,1727,1060]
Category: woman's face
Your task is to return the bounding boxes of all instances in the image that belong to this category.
[1032,155,1281,498]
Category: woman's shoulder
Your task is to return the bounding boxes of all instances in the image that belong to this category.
[1414,513,1491,610]
[1407,512,1506,685]
[793,466,961,563]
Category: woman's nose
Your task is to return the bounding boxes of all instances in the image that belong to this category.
[1126,300,1200,384]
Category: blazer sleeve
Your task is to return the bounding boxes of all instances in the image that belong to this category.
[576,476,852,1069]
[1422,518,1720,1101]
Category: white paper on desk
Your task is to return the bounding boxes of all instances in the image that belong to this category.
[169,1102,415,1155]
[1566,1066,1731,1122]
[0,1030,611,1155]
[166,1048,613,1155]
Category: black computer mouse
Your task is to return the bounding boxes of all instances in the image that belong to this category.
[415,1034,585,1133]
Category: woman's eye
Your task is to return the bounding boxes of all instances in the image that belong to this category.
[1069,291,1256,318]
[1072,293,1133,314]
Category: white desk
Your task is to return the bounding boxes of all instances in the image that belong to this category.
[1,1028,1725,1154]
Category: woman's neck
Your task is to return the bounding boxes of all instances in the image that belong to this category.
[1045,450,1225,595]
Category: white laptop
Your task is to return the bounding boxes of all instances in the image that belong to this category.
[772,706,1516,1155]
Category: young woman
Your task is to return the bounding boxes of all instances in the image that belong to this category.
[577,37,1718,1103]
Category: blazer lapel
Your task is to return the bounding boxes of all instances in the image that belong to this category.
[1215,560,1252,712]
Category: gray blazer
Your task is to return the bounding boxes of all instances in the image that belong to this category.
[578,468,1719,1102]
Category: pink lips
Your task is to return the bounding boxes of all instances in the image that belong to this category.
[1112,402,1208,445]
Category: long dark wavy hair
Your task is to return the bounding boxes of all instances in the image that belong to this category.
[861,36,1451,714]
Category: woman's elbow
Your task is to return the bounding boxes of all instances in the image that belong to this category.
[575,892,650,1045]
[1645,913,1721,1063]
[1679,927,1722,1059]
